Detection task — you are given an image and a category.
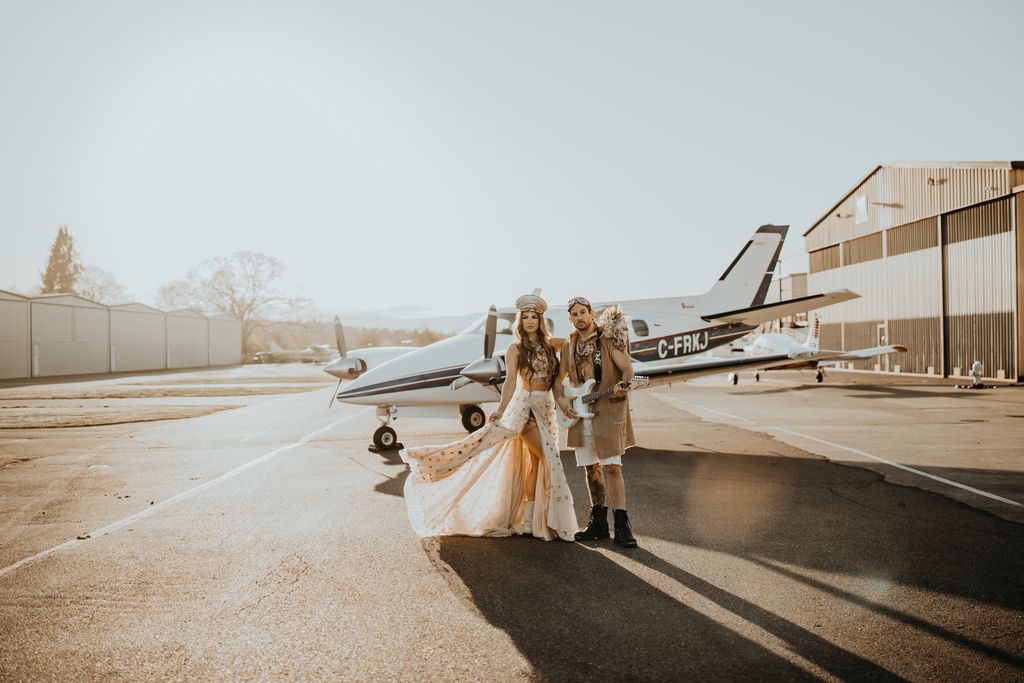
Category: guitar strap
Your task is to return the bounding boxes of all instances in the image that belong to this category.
[593,329,603,385]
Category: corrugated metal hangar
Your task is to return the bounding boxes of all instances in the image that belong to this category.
[0,289,30,379]
[806,161,1024,381]
[0,295,241,380]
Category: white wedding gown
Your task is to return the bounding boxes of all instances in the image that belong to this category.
[399,388,578,541]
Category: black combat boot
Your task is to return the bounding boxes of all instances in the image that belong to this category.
[613,509,638,548]
[574,505,610,541]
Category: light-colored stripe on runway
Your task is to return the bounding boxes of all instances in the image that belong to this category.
[769,425,1024,508]
[0,408,371,581]
[653,394,756,424]
[653,392,1023,509]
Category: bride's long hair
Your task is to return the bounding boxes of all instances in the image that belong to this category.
[514,310,556,381]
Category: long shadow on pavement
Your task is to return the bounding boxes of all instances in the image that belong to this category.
[431,536,854,681]
[419,447,1024,679]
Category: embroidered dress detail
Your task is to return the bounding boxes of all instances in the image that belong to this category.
[399,388,578,541]
[524,341,555,384]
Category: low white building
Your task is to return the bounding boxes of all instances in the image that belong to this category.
[109,303,167,373]
[166,309,209,369]
[0,289,31,379]
[30,294,109,377]
[207,313,242,366]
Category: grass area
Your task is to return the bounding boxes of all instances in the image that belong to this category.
[0,404,237,429]
[0,385,327,400]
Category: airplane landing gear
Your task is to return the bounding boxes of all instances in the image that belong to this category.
[816,369,824,383]
[754,372,760,382]
[373,425,398,450]
[369,406,404,453]
[728,372,738,385]
[461,405,486,433]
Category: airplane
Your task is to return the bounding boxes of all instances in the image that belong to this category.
[252,342,337,364]
[724,315,908,385]
[322,316,418,380]
[335,224,865,450]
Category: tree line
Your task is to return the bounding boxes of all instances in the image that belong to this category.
[28,225,446,356]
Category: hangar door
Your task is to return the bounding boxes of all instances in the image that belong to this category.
[942,197,1016,379]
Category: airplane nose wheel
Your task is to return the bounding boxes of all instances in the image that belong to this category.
[372,425,399,451]
[816,369,824,383]
[461,405,486,433]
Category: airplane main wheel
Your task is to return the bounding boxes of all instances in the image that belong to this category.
[754,372,760,382]
[462,405,486,433]
[728,373,738,386]
[816,370,824,383]
[373,425,398,449]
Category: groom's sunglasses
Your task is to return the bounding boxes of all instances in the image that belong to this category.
[566,296,592,311]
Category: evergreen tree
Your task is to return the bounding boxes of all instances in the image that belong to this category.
[40,225,82,294]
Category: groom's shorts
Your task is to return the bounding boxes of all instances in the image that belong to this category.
[574,418,623,467]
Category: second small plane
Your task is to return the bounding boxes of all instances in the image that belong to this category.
[334,224,870,450]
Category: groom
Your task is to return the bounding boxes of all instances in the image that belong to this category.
[555,296,638,547]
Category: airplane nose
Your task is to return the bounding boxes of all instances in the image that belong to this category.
[324,357,367,379]
[460,357,502,384]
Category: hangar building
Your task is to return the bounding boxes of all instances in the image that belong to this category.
[0,289,31,379]
[165,309,210,369]
[30,294,110,377]
[207,314,242,366]
[805,161,1023,381]
[109,303,167,373]
[0,295,242,379]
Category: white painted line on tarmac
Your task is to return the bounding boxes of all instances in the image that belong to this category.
[0,407,371,581]
[768,425,1024,509]
[653,392,1024,509]
[653,394,756,424]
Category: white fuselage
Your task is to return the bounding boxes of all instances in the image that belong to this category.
[335,303,751,408]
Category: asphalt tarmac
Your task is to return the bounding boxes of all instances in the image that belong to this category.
[1,366,1022,681]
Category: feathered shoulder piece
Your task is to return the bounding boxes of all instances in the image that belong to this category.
[598,305,629,351]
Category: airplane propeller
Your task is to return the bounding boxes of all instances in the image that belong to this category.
[452,305,504,390]
[335,316,348,359]
[327,315,366,405]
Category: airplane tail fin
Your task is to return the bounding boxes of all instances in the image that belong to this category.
[269,341,283,352]
[700,225,787,312]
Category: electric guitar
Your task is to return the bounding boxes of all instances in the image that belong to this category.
[556,375,650,429]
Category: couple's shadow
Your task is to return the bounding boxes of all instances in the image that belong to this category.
[428,536,889,682]
[409,446,1024,680]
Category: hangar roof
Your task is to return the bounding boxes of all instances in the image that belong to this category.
[804,161,1024,249]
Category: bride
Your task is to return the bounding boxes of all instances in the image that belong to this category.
[399,294,578,541]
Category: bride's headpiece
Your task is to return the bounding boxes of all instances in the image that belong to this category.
[514,293,547,314]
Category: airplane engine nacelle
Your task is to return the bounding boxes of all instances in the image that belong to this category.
[324,357,368,379]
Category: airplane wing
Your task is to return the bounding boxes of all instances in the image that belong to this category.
[700,290,859,326]
[632,343,908,385]
[813,344,908,361]
[633,352,798,385]
[743,344,909,371]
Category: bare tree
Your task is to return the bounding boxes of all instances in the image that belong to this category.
[76,264,129,304]
[160,252,307,354]
[155,279,197,310]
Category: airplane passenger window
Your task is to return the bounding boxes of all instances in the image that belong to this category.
[631,319,650,337]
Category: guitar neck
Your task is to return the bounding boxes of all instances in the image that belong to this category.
[582,385,624,404]
[581,376,647,404]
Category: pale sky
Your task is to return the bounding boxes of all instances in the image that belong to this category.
[1,0,1021,316]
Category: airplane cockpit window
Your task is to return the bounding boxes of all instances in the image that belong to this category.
[631,319,650,337]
